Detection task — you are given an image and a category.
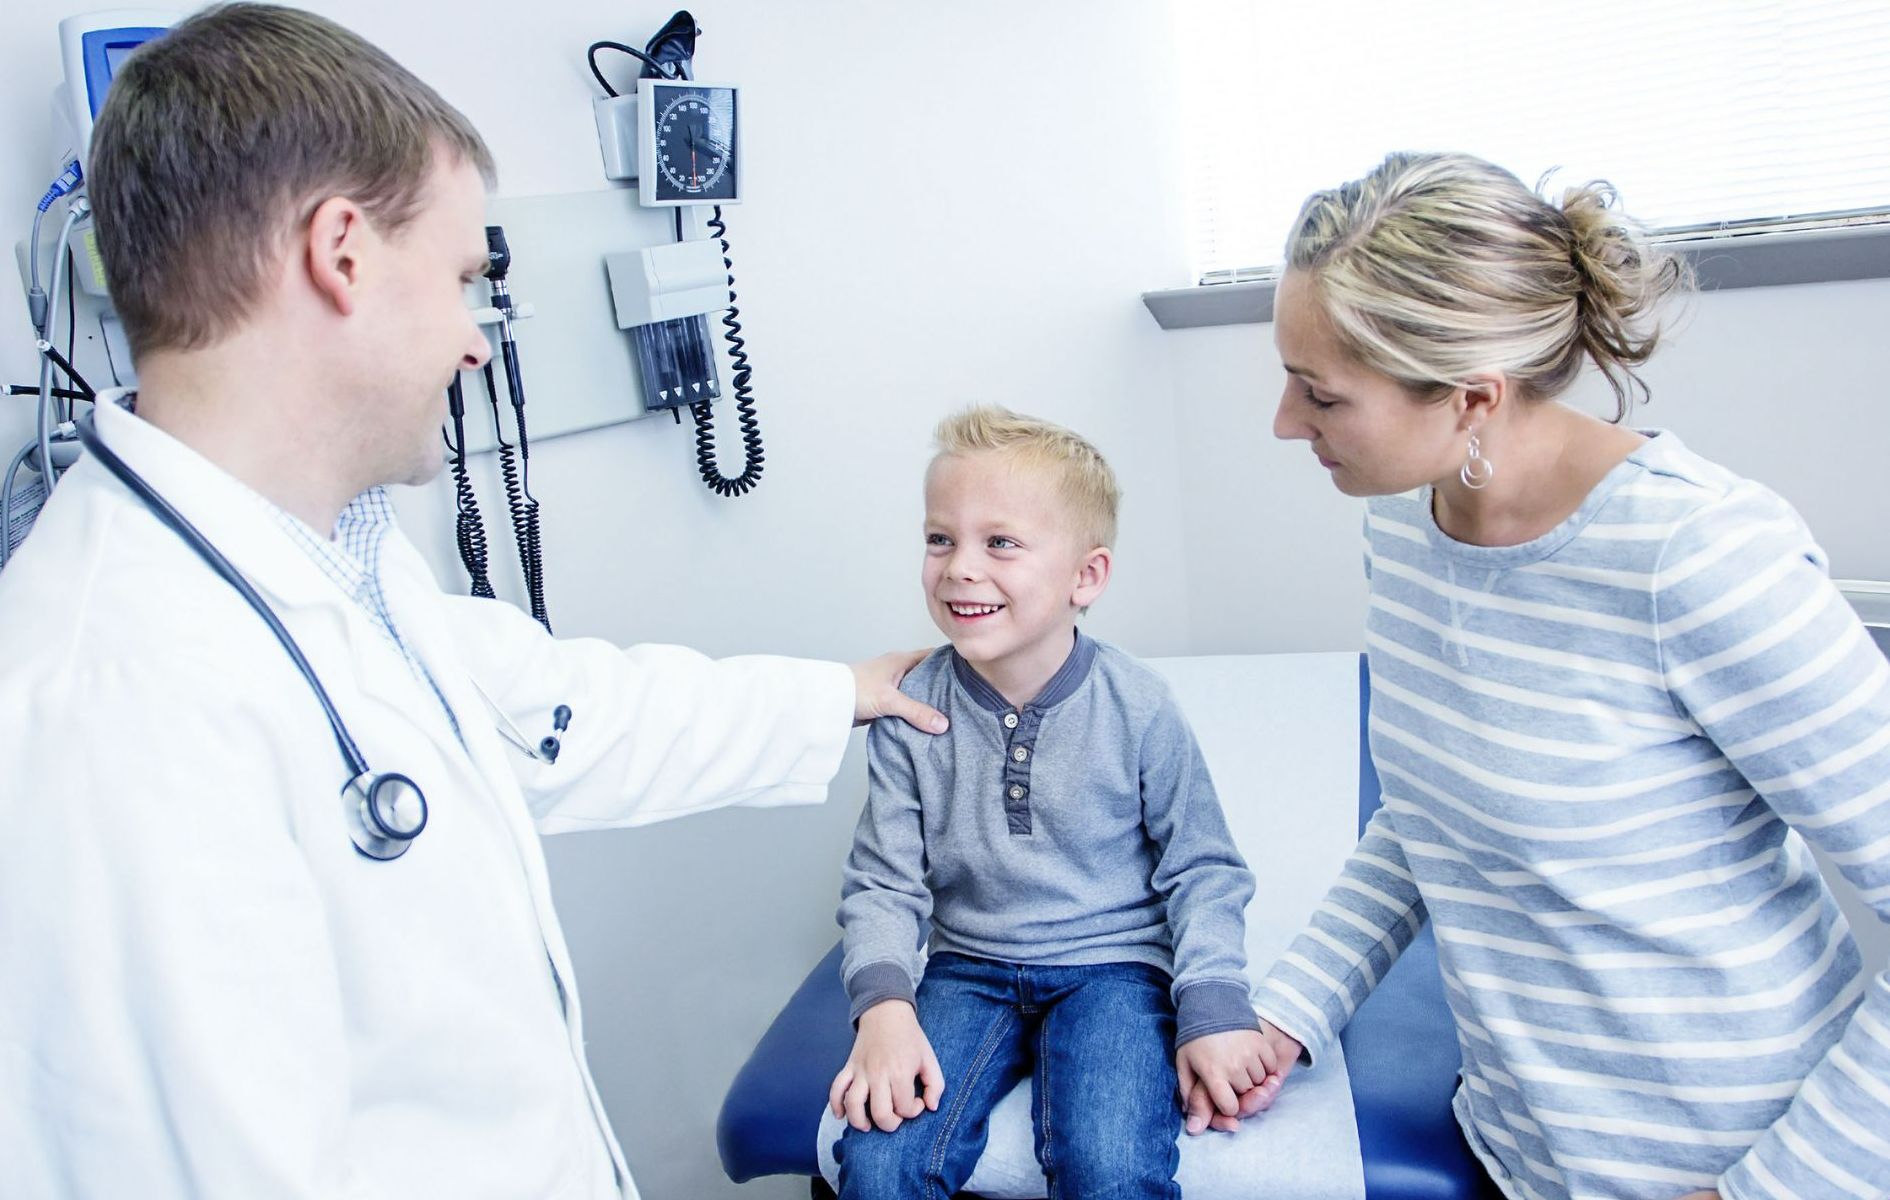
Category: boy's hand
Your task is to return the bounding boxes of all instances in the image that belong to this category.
[1177,1022,1304,1134]
[828,999,945,1133]
[850,650,949,733]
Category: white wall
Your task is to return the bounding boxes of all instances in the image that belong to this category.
[4,3,1888,1196]
[1,4,1193,1197]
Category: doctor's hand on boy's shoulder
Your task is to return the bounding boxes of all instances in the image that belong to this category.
[850,649,949,733]
[829,998,945,1134]
[1179,1021,1305,1135]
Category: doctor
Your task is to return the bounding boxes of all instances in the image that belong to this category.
[0,5,944,1198]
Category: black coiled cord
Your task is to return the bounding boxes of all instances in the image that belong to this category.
[690,205,764,498]
[444,378,495,599]
[482,363,552,632]
[499,334,550,630]
[509,387,551,629]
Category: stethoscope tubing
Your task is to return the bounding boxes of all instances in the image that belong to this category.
[73,411,375,782]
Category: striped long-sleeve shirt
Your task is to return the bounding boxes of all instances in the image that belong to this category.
[1254,431,1890,1200]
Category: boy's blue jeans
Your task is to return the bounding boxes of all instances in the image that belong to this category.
[835,952,1182,1200]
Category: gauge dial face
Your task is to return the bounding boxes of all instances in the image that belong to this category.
[654,87,737,201]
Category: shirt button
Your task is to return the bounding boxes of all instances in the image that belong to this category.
[1003,713,1019,729]
[1012,746,1029,762]
[1008,785,1026,801]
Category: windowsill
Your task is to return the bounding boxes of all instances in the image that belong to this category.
[1142,222,1890,330]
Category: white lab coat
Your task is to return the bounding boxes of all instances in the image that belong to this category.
[0,401,854,1199]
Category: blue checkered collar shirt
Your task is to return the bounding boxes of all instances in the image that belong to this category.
[258,486,463,744]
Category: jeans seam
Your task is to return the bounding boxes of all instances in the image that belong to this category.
[924,1005,1016,1200]
[1037,1010,1056,1200]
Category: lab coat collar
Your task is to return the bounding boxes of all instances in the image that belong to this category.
[90,396,370,616]
[93,402,480,758]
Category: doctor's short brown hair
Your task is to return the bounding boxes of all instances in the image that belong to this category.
[87,3,496,359]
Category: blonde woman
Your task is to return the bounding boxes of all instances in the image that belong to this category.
[1243,152,1890,1200]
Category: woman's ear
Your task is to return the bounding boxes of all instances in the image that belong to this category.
[1456,372,1510,431]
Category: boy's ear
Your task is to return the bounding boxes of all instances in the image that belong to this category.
[1072,546,1112,609]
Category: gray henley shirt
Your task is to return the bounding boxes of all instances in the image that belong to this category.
[838,633,1261,1046]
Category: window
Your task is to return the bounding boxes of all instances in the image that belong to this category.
[1172,0,1890,285]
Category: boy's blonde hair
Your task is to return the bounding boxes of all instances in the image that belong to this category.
[931,406,1119,551]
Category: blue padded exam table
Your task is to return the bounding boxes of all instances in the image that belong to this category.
[717,656,1503,1199]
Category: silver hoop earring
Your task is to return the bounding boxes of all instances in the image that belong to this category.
[1461,428,1495,490]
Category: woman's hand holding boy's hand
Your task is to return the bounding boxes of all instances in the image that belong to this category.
[828,999,944,1133]
[1178,1021,1305,1134]
[1176,1028,1281,1135]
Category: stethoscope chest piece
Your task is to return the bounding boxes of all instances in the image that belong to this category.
[344,771,429,861]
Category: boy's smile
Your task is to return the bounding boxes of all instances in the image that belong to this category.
[922,451,1110,707]
[944,602,1005,622]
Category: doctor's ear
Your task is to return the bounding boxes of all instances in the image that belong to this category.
[303,195,371,318]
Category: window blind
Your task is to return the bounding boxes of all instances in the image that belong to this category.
[1172,0,1890,283]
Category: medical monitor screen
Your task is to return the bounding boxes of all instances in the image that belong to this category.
[82,27,170,118]
[103,41,141,78]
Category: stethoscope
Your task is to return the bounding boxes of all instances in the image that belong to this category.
[73,406,570,862]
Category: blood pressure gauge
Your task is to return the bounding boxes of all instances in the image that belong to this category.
[636,78,740,207]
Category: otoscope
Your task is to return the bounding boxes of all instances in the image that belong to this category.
[481,225,551,631]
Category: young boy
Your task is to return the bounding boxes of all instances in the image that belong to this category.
[829,407,1282,1198]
